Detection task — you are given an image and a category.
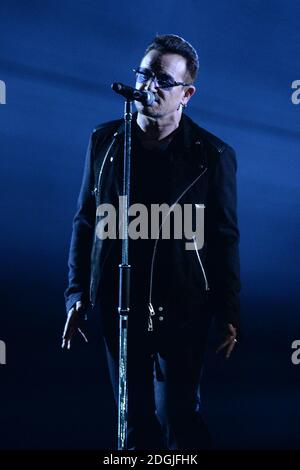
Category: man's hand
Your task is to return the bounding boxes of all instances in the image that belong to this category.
[61,300,88,350]
[216,323,237,359]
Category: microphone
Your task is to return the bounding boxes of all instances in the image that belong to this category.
[111,82,155,106]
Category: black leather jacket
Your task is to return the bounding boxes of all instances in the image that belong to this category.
[64,113,241,332]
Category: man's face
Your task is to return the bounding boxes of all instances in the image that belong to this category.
[134,50,195,119]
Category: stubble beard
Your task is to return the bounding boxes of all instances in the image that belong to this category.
[136,100,167,119]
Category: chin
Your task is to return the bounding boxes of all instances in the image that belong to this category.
[136,100,158,112]
[137,102,164,118]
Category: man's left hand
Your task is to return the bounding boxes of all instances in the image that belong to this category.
[216,323,237,359]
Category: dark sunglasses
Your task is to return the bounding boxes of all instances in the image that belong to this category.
[133,67,192,89]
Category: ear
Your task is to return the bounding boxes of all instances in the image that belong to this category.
[182,85,196,106]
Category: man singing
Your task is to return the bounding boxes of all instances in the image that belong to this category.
[62,34,241,450]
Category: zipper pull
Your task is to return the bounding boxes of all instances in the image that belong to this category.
[148,302,156,332]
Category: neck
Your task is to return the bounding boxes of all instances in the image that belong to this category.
[136,110,182,141]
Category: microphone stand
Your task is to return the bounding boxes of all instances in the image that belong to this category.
[117,99,132,450]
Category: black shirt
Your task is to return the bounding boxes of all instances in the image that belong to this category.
[129,121,176,307]
[99,119,183,333]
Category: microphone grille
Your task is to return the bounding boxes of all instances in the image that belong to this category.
[111,82,122,92]
[145,91,155,106]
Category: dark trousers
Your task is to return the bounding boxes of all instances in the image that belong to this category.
[103,308,212,450]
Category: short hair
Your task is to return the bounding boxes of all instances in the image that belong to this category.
[144,34,199,83]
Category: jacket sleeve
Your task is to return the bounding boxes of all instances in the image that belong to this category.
[64,131,96,314]
[206,144,241,332]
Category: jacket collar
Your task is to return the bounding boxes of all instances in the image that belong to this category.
[114,111,207,171]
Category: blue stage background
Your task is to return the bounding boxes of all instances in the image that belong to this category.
[1,0,299,449]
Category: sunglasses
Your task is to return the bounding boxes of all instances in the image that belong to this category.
[133,67,192,89]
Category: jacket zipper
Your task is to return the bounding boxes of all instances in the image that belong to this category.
[192,235,210,291]
[96,131,119,201]
[147,302,156,332]
[89,131,119,306]
[147,166,208,330]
